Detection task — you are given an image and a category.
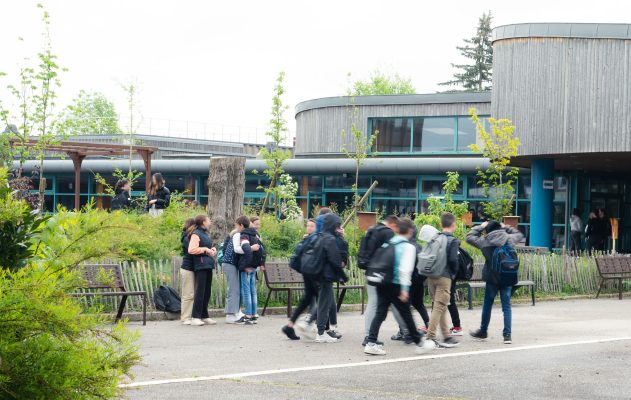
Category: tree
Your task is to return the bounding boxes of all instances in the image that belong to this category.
[259,72,292,218]
[469,108,520,221]
[207,157,246,244]
[59,90,122,135]
[120,82,141,175]
[439,12,493,92]
[349,70,416,96]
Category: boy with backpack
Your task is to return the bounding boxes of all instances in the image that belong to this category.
[364,218,426,356]
[466,220,524,344]
[234,216,264,325]
[359,215,399,346]
[418,213,461,350]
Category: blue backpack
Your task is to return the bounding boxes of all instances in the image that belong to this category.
[490,245,520,287]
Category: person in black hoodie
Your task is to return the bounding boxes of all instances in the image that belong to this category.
[187,214,217,326]
[110,179,132,211]
[236,220,263,325]
[180,218,195,325]
[146,173,170,216]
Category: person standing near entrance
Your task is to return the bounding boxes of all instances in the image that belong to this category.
[586,211,603,253]
[570,208,584,254]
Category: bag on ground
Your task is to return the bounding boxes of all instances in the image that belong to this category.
[153,285,182,313]
[299,234,324,277]
[416,233,448,278]
[455,246,474,281]
[490,244,520,287]
[366,240,404,286]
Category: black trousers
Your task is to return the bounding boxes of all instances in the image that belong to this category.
[447,279,461,328]
[192,269,213,319]
[570,231,582,253]
[411,275,430,326]
[307,285,338,327]
[368,284,422,345]
[289,275,319,324]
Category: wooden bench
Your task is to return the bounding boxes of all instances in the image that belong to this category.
[70,263,147,325]
[261,261,365,317]
[595,256,631,300]
[458,262,536,310]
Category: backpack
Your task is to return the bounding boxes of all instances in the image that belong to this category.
[299,234,325,277]
[490,244,520,287]
[416,233,448,278]
[365,240,405,286]
[455,247,474,281]
[289,236,309,273]
[357,224,388,270]
[153,285,181,313]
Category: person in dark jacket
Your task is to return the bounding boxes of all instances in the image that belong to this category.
[146,173,170,215]
[110,179,132,211]
[187,214,217,326]
[236,222,262,325]
[180,218,196,325]
[467,220,524,344]
[585,211,600,254]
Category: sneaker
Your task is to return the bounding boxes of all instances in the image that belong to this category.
[326,330,342,340]
[437,337,460,348]
[391,331,406,341]
[296,321,316,340]
[235,316,249,325]
[315,333,338,343]
[202,318,217,325]
[329,324,342,337]
[225,314,239,324]
[469,329,488,341]
[181,319,192,325]
[362,336,384,347]
[250,316,258,324]
[503,335,512,344]
[302,314,312,323]
[415,339,429,354]
[364,342,386,355]
[450,327,463,336]
[282,325,300,340]
[190,318,204,326]
[236,310,245,319]
[421,338,439,351]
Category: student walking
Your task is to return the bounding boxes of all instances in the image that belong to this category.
[235,217,264,324]
[145,173,170,216]
[221,222,243,324]
[110,179,132,211]
[466,220,524,344]
[364,218,426,356]
[570,208,584,254]
[180,218,196,325]
[585,211,601,254]
[187,215,217,326]
[359,215,399,346]
[419,213,461,350]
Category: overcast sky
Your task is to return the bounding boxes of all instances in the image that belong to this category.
[0,0,628,141]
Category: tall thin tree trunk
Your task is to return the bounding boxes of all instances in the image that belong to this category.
[207,157,246,244]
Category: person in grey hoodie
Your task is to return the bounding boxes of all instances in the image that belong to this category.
[466,220,524,344]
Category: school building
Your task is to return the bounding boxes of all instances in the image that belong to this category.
[18,23,631,252]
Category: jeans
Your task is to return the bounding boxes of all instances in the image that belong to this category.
[480,282,512,336]
[367,284,422,345]
[192,269,212,319]
[240,271,257,316]
[180,268,195,321]
[364,284,378,336]
[448,279,461,328]
[223,263,241,315]
[427,276,452,340]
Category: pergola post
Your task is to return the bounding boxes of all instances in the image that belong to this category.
[139,150,153,192]
[69,152,86,211]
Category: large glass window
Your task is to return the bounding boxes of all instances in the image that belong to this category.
[372,199,417,216]
[372,176,416,198]
[413,118,455,152]
[422,178,463,196]
[324,175,370,190]
[457,117,477,151]
[372,118,411,153]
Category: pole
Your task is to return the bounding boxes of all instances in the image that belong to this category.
[342,180,379,229]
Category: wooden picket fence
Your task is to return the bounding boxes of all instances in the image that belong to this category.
[81,253,626,312]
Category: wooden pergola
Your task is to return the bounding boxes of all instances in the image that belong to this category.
[12,139,157,210]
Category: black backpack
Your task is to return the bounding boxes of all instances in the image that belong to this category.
[357,224,388,270]
[299,234,325,277]
[455,247,474,281]
[365,240,405,286]
[289,236,310,273]
[153,285,182,313]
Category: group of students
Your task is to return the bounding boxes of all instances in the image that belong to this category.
[281,211,524,357]
[570,207,612,254]
[179,214,266,326]
[110,172,171,215]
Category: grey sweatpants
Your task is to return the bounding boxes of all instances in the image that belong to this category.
[366,284,409,335]
[223,263,241,315]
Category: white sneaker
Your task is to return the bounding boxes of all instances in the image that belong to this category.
[296,321,316,340]
[315,333,338,343]
[181,319,192,325]
[236,310,245,319]
[190,318,205,326]
[202,318,217,325]
[421,338,438,351]
[364,342,386,355]
[225,314,239,324]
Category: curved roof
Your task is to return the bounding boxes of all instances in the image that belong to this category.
[295,92,491,115]
[493,23,631,43]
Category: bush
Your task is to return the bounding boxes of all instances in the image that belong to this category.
[257,214,304,258]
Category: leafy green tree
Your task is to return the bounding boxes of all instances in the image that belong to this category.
[439,11,493,91]
[469,108,520,220]
[349,70,416,95]
[59,90,122,135]
[259,72,292,218]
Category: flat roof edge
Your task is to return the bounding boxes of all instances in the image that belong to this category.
[493,23,631,43]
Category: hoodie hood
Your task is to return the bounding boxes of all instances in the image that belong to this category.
[418,224,439,242]
[485,229,512,246]
[321,213,341,235]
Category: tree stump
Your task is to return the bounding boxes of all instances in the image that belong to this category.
[207,157,246,244]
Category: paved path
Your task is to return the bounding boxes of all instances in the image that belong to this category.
[122,298,631,399]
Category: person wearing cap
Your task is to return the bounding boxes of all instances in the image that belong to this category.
[465,220,524,344]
